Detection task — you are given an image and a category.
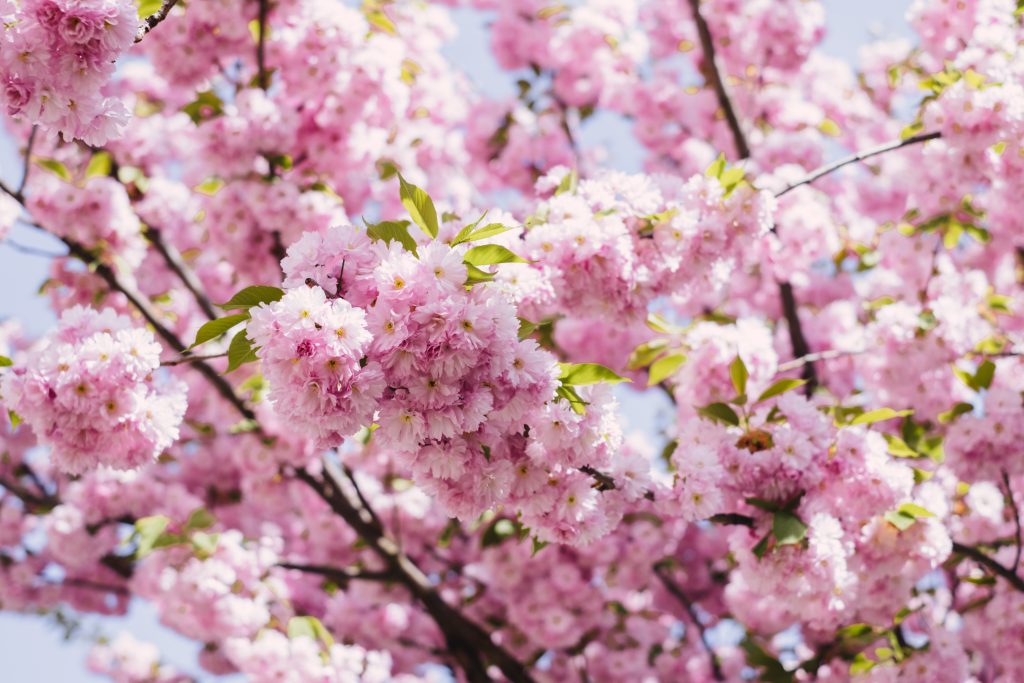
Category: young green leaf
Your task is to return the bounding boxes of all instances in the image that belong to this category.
[464,263,495,285]
[729,355,748,396]
[0,355,11,367]
[287,616,335,647]
[648,353,686,386]
[217,286,284,310]
[452,222,514,246]
[558,363,629,385]
[191,314,249,348]
[37,158,71,182]
[849,408,913,426]
[755,378,807,404]
[366,219,418,254]
[398,173,439,239]
[696,402,740,427]
[463,244,528,266]
[226,330,258,372]
[555,384,588,415]
[184,508,215,531]
[772,511,808,547]
[135,515,171,558]
[85,151,113,179]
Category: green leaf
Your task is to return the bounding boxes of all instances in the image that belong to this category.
[181,90,225,124]
[137,0,163,18]
[518,318,539,341]
[850,653,876,674]
[463,244,528,266]
[531,536,549,556]
[883,434,921,458]
[191,314,249,348]
[184,508,215,531]
[135,515,171,558]
[974,360,995,390]
[454,223,514,245]
[464,263,495,285]
[226,330,258,373]
[364,9,397,34]
[398,174,438,239]
[849,408,913,426]
[190,531,219,558]
[751,533,772,560]
[555,169,578,195]
[818,118,841,137]
[705,153,727,179]
[628,340,669,370]
[288,616,335,647]
[366,219,418,254]
[697,402,740,427]
[481,518,518,548]
[194,177,224,195]
[558,363,629,386]
[708,513,755,527]
[0,356,11,367]
[37,158,71,182]
[648,353,686,386]
[884,503,933,532]
[555,385,588,415]
[217,286,284,310]
[755,379,807,403]
[772,511,808,547]
[8,409,22,429]
[938,402,973,424]
[85,151,112,179]
[729,355,748,397]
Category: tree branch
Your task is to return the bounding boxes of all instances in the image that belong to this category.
[277,562,395,586]
[256,0,270,91]
[16,125,37,198]
[144,226,218,321]
[686,0,749,158]
[951,541,1024,593]
[62,239,257,424]
[654,562,724,681]
[161,352,228,367]
[296,460,536,683]
[775,132,941,198]
[776,348,865,373]
[778,281,817,394]
[686,0,817,394]
[1003,470,1022,572]
[135,0,181,43]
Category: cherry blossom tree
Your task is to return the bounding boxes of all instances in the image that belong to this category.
[1,0,1023,681]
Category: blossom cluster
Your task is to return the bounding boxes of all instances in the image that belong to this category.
[1,306,186,473]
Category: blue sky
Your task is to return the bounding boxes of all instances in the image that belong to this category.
[0,2,912,680]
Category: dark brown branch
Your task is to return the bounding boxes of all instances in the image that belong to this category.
[297,460,536,683]
[1,239,63,258]
[62,239,257,424]
[16,125,37,198]
[161,352,228,367]
[776,348,865,373]
[256,0,270,91]
[952,541,1024,593]
[135,0,181,42]
[1003,470,1022,572]
[686,0,750,158]
[144,226,218,321]
[775,132,941,198]
[778,281,817,394]
[654,562,724,681]
[579,465,656,501]
[277,562,394,585]
[685,0,817,394]
[61,577,130,595]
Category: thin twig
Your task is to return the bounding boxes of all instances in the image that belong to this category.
[341,463,385,533]
[16,125,38,197]
[1003,470,1022,572]
[256,0,270,90]
[654,562,724,681]
[296,461,537,683]
[686,0,749,158]
[135,0,181,42]
[144,226,218,320]
[685,0,817,394]
[277,562,394,585]
[778,281,817,394]
[775,132,941,198]
[951,541,1024,593]
[161,352,228,367]
[1,239,63,258]
[776,348,866,373]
